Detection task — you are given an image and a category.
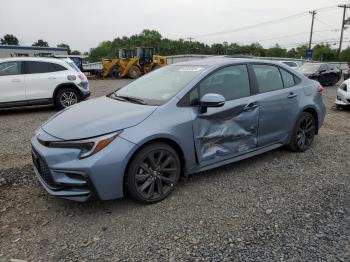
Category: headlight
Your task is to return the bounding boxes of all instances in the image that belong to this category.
[48,131,122,158]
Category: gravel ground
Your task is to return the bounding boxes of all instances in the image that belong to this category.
[0,80,349,261]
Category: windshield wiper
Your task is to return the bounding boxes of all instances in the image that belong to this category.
[113,94,147,105]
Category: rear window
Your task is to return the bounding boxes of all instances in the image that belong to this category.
[67,62,80,72]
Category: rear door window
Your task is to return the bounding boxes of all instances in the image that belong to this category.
[252,64,284,93]
[0,61,21,76]
[23,61,66,74]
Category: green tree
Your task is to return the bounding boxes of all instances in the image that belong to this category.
[71,50,81,55]
[312,44,338,61]
[57,43,71,54]
[32,39,49,47]
[339,47,350,62]
[1,34,19,45]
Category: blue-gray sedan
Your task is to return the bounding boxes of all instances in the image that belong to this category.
[31,58,326,203]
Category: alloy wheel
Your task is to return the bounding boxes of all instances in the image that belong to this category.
[60,91,78,108]
[135,149,178,201]
[296,115,315,150]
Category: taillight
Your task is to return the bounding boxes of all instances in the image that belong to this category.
[316,85,325,93]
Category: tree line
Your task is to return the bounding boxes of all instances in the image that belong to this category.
[2,31,350,62]
[0,34,82,55]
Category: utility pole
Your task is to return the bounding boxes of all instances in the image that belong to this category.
[338,5,350,56]
[187,37,194,54]
[308,10,316,50]
[187,37,194,42]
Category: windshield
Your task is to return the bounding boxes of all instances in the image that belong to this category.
[115,65,207,105]
[299,64,320,74]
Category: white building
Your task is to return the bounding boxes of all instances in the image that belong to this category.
[0,45,68,58]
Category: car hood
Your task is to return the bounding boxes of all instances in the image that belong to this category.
[42,96,157,140]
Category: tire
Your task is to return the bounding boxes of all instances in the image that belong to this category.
[109,66,120,79]
[55,87,81,110]
[288,112,316,152]
[128,66,141,79]
[125,142,181,204]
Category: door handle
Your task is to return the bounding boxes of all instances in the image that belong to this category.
[48,76,56,80]
[11,79,21,83]
[243,102,258,111]
[287,92,298,99]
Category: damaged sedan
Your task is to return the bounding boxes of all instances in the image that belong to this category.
[31,58,326,203]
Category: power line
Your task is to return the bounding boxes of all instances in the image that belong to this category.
[192,11,309,39]
[314,17,338,30]
[189,5,339,40]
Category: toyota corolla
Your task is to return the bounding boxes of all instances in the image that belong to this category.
[31,58,326,203]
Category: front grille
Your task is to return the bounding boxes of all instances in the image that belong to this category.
[32,148,56,188]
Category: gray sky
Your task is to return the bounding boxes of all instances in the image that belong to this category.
[0,0,348,52]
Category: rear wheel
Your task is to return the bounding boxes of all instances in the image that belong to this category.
[55,87,80,110]
[125,142,181,204]
[128,66,141,79]
[288,112,316,152]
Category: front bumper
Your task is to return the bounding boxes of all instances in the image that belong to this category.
[31,132,137,201]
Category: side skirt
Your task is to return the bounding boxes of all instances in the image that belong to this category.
[195,143,284,173]
[0,98,53,108]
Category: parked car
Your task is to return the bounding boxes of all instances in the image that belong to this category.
[335,79,350,108]
[298,62,341,86]
[339,63,350,80]
[280,60,300,70]
[0,57,90,109]
[31,58,326,203]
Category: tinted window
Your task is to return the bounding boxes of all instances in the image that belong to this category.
[24,61,67,74]
[283,61,297,68]
[280,68,295,88]
[198,65,250,101]
[252,64,283,93]
[0,61,21,76]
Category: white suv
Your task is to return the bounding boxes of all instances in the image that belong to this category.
[0,57,90,109]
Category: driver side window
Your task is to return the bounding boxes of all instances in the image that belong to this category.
[196,65,251,103]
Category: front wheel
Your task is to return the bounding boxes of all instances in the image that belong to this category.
[55,87,80,110]
[288,112,316,152]
[125,142,181,204]
[128,66,141,79]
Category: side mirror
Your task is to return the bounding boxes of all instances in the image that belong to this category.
[199,93,225,113]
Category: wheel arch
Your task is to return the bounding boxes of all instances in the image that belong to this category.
[123,137,186,189]
[53,83,82,101]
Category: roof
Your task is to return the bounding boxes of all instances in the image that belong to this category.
[0,45,68,52]
[0,56,72,63]
[171,57,285,67]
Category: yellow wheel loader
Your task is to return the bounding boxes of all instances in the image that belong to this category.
[101,47,167,79]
